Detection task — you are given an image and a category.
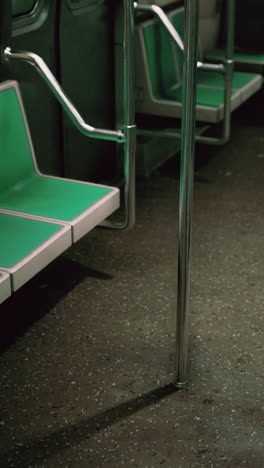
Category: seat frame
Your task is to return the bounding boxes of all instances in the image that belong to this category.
[0,270,11,304]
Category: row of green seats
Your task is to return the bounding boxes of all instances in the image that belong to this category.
[135,4,262,123]
[0,81,120,303]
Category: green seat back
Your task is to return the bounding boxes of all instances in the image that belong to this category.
[169,8,185,80]
[0,86,36,196]
[142,12,183,100]
[0,83,114,223]
[142,8,198,100]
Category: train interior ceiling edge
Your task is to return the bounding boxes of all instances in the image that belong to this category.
[0,0,264,376]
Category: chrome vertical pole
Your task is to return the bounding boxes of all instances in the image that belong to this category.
[222,0,235,142]
[101,0,136,230]
[175,0,199,388]
[123,0,136,229]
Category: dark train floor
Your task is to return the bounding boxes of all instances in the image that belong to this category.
[0,104,264,467]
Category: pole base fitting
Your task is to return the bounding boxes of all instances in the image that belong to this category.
[174,380,188,389]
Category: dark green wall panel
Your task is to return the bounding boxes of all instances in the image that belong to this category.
[0,1,63,176]
[60,0,116,181]
[1,0,117,182]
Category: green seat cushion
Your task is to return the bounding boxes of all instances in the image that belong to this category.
[166,83,237,108]
[197,70,261,89]
[0,213,63,268]
[0,174,112,221]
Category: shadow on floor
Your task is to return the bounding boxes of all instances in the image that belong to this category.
[0,256,113,353]
[1,383,178,468]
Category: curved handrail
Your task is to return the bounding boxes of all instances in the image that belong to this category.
[134,2,184,52]
[4,47,125,143]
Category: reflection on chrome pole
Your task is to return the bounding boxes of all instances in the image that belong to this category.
[175,0,199,388]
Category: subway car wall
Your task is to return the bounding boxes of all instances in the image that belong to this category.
[0,0,117,182]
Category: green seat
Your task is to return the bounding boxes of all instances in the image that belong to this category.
[0,81,120,243]
[0,270,11,304]
[135,7,262,123]
[0,212,71,291]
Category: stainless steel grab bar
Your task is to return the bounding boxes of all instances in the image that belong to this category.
[174,0,199,388]
[4,47,125,143]
[100,0,136,230]
[134,2,184,52]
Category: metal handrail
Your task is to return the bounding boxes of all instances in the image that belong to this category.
[134,2,184,52]
[4,47,125,143]
[197,61,225,73]
[100,0,136,230]
[133,2,225,73]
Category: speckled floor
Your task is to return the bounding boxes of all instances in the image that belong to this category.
[0,100,264,467]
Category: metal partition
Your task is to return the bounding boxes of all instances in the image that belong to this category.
[3,0,136,231]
